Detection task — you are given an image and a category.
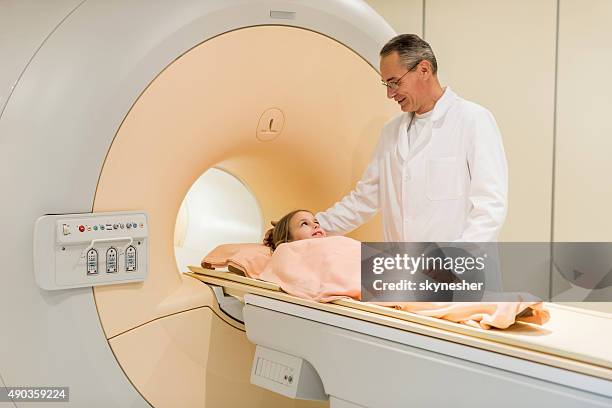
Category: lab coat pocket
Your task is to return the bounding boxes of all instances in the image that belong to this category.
[426,157,462,201]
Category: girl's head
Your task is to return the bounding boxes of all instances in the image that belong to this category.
[263,210,327,251]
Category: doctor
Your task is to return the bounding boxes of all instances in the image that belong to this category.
[316,34,508,242]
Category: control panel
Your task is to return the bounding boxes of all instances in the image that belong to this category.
[34,211,149,290]
[250,345,326,401]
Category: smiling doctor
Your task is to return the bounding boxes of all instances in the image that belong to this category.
[316,34,508,242]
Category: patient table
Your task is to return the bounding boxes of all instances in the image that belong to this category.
[187,267,612,408]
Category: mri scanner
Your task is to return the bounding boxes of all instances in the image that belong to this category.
[1,1,611,407]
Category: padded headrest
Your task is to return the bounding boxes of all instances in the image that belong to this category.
[202,243,271,276]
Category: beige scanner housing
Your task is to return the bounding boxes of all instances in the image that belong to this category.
[93,25,396,407]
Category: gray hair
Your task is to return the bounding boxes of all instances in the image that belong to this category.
[380,34,438,75]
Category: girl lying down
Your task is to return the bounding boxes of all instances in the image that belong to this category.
[204,209,549,330]
[262,209,327,251]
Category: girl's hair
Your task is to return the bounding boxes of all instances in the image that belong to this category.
[263,209,311,251]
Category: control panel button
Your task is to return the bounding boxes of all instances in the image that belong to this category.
[125,245,137,272]
[78,225,85,232]
[62,224,71,236]
[86,248,99,275]
[106,247,118,273]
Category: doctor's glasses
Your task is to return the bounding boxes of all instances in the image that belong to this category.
[380,61,421,90]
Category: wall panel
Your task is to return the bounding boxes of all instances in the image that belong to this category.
[366,0,423,36]
[554,0,612,242]
[425,0,557,241]
[553,0,612,306]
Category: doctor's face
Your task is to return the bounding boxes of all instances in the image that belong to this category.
[289,211,327,241]
[380,51,426,113]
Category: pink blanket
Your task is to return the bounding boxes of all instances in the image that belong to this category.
[255,236,362,303]
[202,236,549,329]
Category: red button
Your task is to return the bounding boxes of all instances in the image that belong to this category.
[79,225,85,232]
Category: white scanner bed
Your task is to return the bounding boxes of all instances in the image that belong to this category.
[187,267,612,408]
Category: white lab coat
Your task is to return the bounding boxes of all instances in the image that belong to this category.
[316,87,508,242]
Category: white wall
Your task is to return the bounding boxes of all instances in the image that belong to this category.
[365,0,423,35]
[551,0,612,309]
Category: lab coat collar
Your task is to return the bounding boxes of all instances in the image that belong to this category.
[399,86,456,129]
[396,86,456,161]
[431,86,456,124]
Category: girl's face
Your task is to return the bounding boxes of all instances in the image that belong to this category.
[288,211,327,241]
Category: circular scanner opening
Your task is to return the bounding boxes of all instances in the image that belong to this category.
[173,167,263,272]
